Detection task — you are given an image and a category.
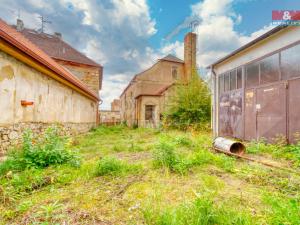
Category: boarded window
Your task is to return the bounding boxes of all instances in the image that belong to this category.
[260,53,279,84]
[219,74,224,94]
[281,44,300,80]
[145,105,155,121]
[246,62,259,88]
[224,73,230,92]
[230,70,237,90]
[237,67,242,89]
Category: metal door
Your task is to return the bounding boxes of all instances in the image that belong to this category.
[230,90,243,139]
[288,79,300,143]
[245,89,256,141]
[256,83,286,142]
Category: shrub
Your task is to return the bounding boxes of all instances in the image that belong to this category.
[163,71,211,130]
[95,156,141,176]
[153,138,191,174]
[0,127,80,175]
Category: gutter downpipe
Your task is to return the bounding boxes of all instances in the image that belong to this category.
[211,66,217,138]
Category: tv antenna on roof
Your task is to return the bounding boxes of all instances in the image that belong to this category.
[38,15,51,33]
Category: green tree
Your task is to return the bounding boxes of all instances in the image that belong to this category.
[163,71,211,130]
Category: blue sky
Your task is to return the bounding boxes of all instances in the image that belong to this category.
[0,0,299,109]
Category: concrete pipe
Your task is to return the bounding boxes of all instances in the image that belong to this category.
[213,137,245,155]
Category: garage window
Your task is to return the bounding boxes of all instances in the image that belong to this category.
[246,62,259,88]
[281,43,300,80]
[260,53,279,84]
[224,73,230,92]
[237,67,243,89]
[230,70,237,90]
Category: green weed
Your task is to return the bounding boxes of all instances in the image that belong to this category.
[95,156,142,176]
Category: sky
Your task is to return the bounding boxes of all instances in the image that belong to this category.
[0,0,299,109]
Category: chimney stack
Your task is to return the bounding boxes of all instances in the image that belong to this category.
[184,32,197,81]
[54,32,62,39]
[16,19,24,31]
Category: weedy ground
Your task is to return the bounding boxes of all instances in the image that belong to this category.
[0,126,300,224]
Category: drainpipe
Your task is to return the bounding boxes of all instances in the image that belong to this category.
[211,66,217,138]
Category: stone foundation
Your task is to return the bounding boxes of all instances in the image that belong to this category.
[0,122,96,156]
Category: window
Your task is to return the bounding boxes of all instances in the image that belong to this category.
[224,73,230,92]
[219,74,224,94]
[230,70,237,90]
[237,67,242,89]
[145,105,155,121]
[260,53,279,84]
[172,66,178,79]
[246,62,259,88]
[281,44,300,79]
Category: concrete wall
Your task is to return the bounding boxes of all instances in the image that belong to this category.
[57,60,101,96]
[212,26,300,137]
[0,50,97,154]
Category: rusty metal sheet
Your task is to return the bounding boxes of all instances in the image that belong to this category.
[229,89,243,139]
[245,89,256,141]
[256,83,286,143]
[288,79,300,143]
[219,93,232,137]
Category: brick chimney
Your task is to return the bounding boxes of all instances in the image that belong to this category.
[184,32,197,81]
[16,19,24,31]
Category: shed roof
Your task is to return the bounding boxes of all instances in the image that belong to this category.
[159,54,184,63]
[0,19,99,101]
[207,25,288,68]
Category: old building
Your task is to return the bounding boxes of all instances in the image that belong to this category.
[120,32,196,127]
[0,19,102,155]
[209,25,300,143]
[100,99,121,125]
[14,19,103,96]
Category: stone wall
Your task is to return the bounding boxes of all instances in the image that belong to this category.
[56,60,102,96]
[0,122,95,156]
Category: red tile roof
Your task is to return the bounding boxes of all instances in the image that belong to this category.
[0,19,99,101]
[15,28,101,68]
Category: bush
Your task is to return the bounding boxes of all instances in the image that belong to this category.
[95,156,141,176]
[0,127,80,175]
[153,138,191,174]
[163,71,211,130]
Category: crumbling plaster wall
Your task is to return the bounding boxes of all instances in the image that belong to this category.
[0,51,97,155]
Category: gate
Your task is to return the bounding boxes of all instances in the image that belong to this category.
[256,83,286,142]
[288,79,300,143]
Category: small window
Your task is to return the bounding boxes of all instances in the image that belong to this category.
[260,53,279,84]
[219,74,224,94]
[281,44,300,80]
[172,67,178,79]
[246,62,259,88]
[230,70,237,90]
[224,73,230,92]
[237,67,242,89]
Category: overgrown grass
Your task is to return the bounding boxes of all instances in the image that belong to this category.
[143,196,254,225]
[153,137,191,174]
[95,156,142,176]
[247,140,300,167]
[0,127,80,176]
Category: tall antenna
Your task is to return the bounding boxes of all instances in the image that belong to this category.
[38,15,51,33]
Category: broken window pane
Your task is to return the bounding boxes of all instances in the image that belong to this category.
[281,44,300,79]
[246,62,259,88]
[237,67,242,89]
[260,53,279,84]
[230,69,237,90]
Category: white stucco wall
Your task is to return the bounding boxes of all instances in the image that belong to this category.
[0,51,97,126]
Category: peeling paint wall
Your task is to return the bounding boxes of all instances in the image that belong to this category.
[0,50,97,154]
[0,51,97,125]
